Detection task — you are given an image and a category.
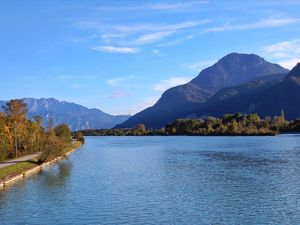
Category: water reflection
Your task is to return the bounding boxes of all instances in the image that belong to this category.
[41,159,72,188]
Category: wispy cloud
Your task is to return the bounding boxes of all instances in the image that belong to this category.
[92,46,138,54]
[154,76,192,92]
[77,20,205,33]
[263,39,300,69]
[76,20,209,51]
[133,31,175,45]
[263,39,300,58]
[106,75,136,86]
[83,16,297,53]
[200,17,299,34]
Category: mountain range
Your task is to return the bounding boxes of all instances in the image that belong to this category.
[116,53,290,128]
[2,53,298,130]
[0,98,130,131]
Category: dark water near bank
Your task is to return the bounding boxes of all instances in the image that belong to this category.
[0,135,300,224]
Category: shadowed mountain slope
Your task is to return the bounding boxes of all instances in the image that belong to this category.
[194,63,300,119]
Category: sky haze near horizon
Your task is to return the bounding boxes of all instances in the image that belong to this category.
[1,0,300,115]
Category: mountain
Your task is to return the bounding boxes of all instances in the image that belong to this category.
[0,98,130,130]
[116,53,288,128]
[193,63,300,119]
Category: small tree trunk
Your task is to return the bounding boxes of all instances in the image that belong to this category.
[15,138,18,157]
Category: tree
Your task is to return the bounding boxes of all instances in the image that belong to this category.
[135,124,146,133]
[170,127,177,134]
[0,100,80,162]
[228,120,239,134]
[32,116,43,152]
[277,110,287,127]
[218,124,228,134]
[0,113,13,160]
[40,127,63,161]
[74,132,85,143]
[25,118,44,153]
[3,99,28,157]
[247,113,260,127]
[54,124,72,142]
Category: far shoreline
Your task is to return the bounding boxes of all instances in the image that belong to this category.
[80,131,300,137]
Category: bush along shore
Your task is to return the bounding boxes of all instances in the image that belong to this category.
[76,111,300,136]
[0,99,84,186]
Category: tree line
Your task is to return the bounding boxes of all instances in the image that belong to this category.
[77,111,300,136]
[164,112,287,136]
[0,99,82,162]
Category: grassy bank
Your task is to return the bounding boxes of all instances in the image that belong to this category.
[0,160,39,182]
[0,141,82,183]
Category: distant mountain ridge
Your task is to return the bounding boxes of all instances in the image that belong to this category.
[116,53,289,128]
[0,98,130,130]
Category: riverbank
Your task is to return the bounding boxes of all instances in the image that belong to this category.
[0,141,82,190]
[78,113,300,137]
[77,129,278,136]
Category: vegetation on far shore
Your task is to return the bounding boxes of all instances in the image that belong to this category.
[77,111,300,136]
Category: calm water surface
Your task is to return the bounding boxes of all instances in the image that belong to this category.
[0,135,300,224]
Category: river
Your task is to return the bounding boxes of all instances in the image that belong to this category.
[0,135,300,224]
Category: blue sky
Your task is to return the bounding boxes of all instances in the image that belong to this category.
[1,0,300,115]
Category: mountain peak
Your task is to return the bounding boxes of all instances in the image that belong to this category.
[220,52,263,61]
[217,53,277,68]
[191,52,288,92]
[288,63,300,77]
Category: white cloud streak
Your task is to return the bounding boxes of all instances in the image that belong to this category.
[82,16,298,53]
[80,20,209,53]
[74,18,212,54]
[263,39,300,58]
[106,75,135,86]
[92,46,138,54]
[201,17,299,34]
[263,39,300,69]
[134,31,175,45]
[78,20,207,36]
